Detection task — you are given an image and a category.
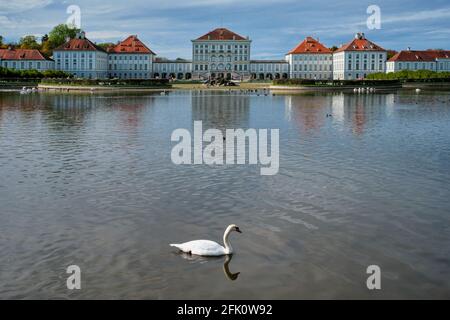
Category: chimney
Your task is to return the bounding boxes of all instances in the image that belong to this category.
[75,31,86,40]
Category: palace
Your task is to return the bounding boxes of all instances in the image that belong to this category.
[0,48,54,71]
[2,27,449,80]
[387,49,450,73]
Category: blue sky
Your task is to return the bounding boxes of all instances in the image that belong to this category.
[1,0,449,59]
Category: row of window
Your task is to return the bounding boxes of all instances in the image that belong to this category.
[195,49,248,55]
[194,64,249,71]
[250,66,289,72]
[194,55,248,62]
[346,53,384,60]
[1,61,49,69]
[347,62,384,71]
[293,64,333,71]
[109,64,148,71]
[292,55,332,61]
[109,55,151,61]
[54,52,97,59]
[194,44,248,50]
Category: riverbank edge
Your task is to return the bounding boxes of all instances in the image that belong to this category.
[270,84,403,92]
[6,82,446,93]
[38,84,172,92]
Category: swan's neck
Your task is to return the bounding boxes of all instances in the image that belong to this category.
[223,228,233,254]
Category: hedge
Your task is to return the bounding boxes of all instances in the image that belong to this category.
[40,78,170,87]
[273,79,401,86]
[0,67,72,79]
[367,70,450,81]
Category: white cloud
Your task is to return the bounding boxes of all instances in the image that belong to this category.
[0,0,53,14]
[382,7,450,24]
[87,30,129,40]
[0,15,17,29]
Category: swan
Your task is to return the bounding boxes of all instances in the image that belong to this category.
[170,224,242,256]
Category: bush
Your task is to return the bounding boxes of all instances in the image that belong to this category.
[273,79,401,86]
[367,70,450,81]
[0,66,72,79]
[40,78,170,87]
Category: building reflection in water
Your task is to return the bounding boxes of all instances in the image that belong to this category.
[284,94,332,134]
[284,92,396,136]
[191,91,250,130]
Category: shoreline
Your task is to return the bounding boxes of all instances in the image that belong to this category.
[0,82,446,93]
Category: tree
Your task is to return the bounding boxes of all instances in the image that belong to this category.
[47,24,80,52]
[329,46,338,52]
[19,35,41,50]
[97,42,115,51]
[0,35,3,47]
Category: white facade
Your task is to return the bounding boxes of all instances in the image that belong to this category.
[249,60,289,80]
[386,50,450,73]
[286,54,333,80]
[192,28,251,80]
[333,33,387,80]
[54,50,108,79]
[0,59,54,71]
[333,50,387,80]
[386,60,436,73]
[0,48,54,72]
[153,59,192,79]
[108,54,153,79]
[53,32,108,79]
[436,58,450,72]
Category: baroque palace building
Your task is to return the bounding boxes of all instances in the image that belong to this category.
[7,27,450,80]
[192,28,252,80]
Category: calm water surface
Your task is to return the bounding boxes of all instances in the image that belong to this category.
[0,90,449,299]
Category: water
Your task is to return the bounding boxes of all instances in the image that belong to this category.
[0,89,449,299]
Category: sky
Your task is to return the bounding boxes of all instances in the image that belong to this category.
[0,0,449,59]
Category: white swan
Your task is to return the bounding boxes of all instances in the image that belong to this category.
[170,224,242,256]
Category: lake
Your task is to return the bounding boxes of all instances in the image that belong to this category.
[0,89,449,299]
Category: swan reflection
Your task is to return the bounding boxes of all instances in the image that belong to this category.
[177,253,240,281]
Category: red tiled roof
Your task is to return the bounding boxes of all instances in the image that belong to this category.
[54,37,106,52]
[107,35,155,55]
[196,28,247,41]
[288,37,331,54]
[388,50,450,62]
[0,48,51,61]
[335,36,385,53]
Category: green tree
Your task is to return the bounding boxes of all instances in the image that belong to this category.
[0,35,3,47]
[47,24,80,51]
[329,46,338,52]
[97,42,115,51]
[19,35,41,50]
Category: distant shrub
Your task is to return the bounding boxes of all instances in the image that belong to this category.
[367,70,450,81]
[0,66,72,79]
[273,79,401,86]
[40,78,170,87]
